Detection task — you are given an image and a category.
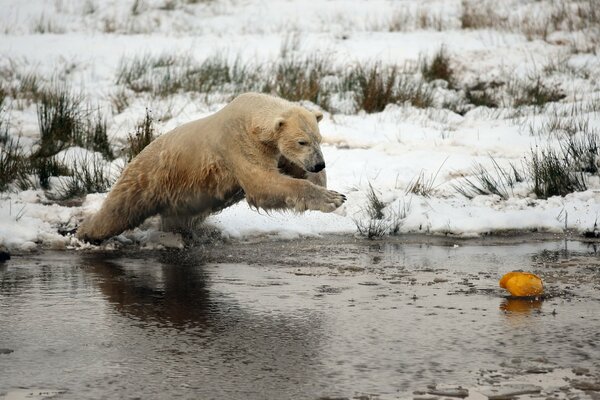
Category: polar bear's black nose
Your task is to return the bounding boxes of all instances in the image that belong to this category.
[312,162,325,172]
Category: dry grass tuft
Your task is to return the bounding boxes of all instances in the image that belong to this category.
[124,109,157,162]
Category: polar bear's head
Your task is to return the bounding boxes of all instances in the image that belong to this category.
[274,107,325,173]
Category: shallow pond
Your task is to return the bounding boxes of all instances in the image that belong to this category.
[1,237,600,400]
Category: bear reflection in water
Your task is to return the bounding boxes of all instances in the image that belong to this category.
[83,255,213,327]
[81,253,325,350]
[76,253,328,397]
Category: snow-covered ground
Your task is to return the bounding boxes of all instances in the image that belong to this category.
[1,0,600,250]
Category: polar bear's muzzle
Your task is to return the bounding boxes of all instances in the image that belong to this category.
[309,161,326,173]
[305,146,325,172]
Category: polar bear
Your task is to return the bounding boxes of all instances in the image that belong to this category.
[77,93,346,242]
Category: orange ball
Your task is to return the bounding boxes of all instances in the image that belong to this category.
[499,271,544,297]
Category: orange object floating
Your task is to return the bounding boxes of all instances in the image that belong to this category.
[499,271,544,297]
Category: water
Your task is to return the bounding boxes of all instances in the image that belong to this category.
[1,238,599,399]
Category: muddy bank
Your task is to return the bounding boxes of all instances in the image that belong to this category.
[1,238,599,399]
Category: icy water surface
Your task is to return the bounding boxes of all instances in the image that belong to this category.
[1,238,600,400]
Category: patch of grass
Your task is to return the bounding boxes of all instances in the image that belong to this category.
[3,75,120,196]
[395,75,435,109]
[0,64,43,106]
[442,97,470,116]
[354,186,412,238]
[455,140,594,201]
[102,17,117,33]
[115,52,434,113]
[365,183,386,220]
[406,170,433,197]
[35,84,113,159]
[465,89,497,109]
[31,156,69,190]
[543,55,591,80]
[1,99,32,191]
[0,84,6,111]
[0,86,7,143]
[387,7,447,32]
[187,55,251,95]
[562,129,599,174]
[416,8,446,31]
[36,84,83,157]
[406,159,446,197]
[344,63,397,113]
[387,8,411,32]
[460,0,503,30]
[529,114,590,138]
[354,184,388,239]
[32,84,114,188]
[543,0,600,35]
[84,112,113,160]
[118,53,178,89]
[109,87,131,114]
[513,77,566,108]
[519,14,550,41]
[116,53,176,93]
[461,0,600,45]
[116,53,254,98]
[528,146,587,199]
[125,109,156,162]
[389,197,411,235]
[421,46,454,86]
[344,63,433,113]
[131,0,144,16]
[0,136,31,192]
[32,14,65,34]
[53,154,113,200]
[464,81,501,108]
[82,0,97,15]
[267,55,332,108]
[512,121,600,199]
[159,0,178,11]
[454,157,522,200]
[16,72,42,101]
[229,58,264,93]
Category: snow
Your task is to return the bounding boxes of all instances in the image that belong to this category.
[1,0,600,250]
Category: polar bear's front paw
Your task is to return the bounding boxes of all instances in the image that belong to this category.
[303,188,346,212]
[321,189,346,212]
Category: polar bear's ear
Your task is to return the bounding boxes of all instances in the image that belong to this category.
[274,117,286,131]
[313,110,323,123]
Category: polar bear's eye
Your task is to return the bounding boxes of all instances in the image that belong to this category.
[298,140,308,146]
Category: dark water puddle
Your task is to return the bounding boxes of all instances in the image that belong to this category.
[1,238,599,399]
